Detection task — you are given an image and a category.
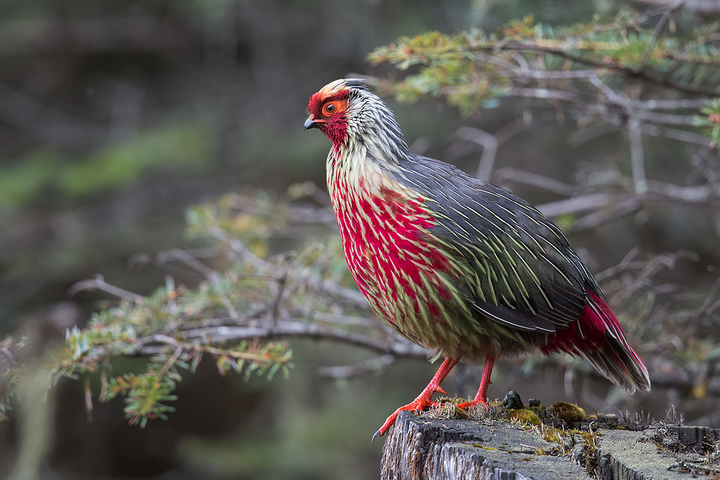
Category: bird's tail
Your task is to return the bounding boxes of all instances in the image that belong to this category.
[543,290,651,393]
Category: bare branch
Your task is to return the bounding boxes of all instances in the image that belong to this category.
[452,117,532,181]
[494,167,575,196]
[138,321,428,359]
[513,69,600,80]
[588,74,630,107]
[636,0,720,16]
[208,223,367,307]
[533,177,720,227]
[638,0,686,71]
[637,98,711,110]
[628,116,648,194]
[640,123,713,146]
[209,226,267,270]
[491,41,720,96]
[506,87,583,103]
[296,308,380,327]
[455,127,498,180]
[537,193,630,217]
[157,344,184,379]
[319,354,395,379]
[156,249,218,280]
[165,276,177,313]
[637,111,697,126]
[645,180,720,205]
[595,247,643,281]
[68,275,145,303]
[568,197,644,233]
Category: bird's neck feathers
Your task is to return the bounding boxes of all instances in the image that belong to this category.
[344,91,412,162]
[327,145,396,203]
[328,91,412,195]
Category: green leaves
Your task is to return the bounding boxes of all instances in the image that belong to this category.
[502,15,538,40]
[89,340,293,427]
[0,189,351,428]
[368,31,510,116]
[106,370,179,427]
[213,341,294,381]
[369,10,720,117]
[695,99,720,147]
[368,31,464,70]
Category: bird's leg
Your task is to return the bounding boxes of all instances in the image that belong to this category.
[457,354,495,410]
[372,357,459,442]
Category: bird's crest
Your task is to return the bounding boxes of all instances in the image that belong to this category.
[319,78,367,95]
[308,78,367,115]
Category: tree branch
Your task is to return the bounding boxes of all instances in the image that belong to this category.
[319,354,396,379]
[638,0,686,71]
[487,40,720,96]
[69,275,145,303]
[628,116,648,194]
[136,320,428,359]
[636,0,720,15]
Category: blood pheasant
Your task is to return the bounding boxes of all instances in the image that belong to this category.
[304,78,650,440]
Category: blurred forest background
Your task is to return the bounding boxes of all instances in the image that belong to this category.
[1,0,720,479]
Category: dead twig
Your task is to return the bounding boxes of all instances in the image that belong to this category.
[68,275,145,304]
[638,0,686,71]
[319,354,395,379]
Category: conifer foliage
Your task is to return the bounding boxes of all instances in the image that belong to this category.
[2,5,720,427]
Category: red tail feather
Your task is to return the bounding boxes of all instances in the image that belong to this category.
[541,289,650,393]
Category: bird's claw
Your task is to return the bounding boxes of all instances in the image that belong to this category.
[456,399,492,412]
[372,393,441,442]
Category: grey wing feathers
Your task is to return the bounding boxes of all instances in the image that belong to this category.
[397,155,595,334]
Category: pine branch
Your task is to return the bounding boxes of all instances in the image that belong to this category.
[140,322,426,359]
[637,0,685,71]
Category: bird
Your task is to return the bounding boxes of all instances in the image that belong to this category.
[303,78,650,441]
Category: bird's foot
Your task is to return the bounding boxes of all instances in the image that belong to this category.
[456,398,491,412]
[372,385,447,443]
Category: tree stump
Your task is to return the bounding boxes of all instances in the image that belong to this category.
[380,410,720,480]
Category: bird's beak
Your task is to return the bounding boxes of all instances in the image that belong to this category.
[304,115,318,130]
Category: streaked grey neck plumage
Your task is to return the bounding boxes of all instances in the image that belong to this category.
[346,89,412,164]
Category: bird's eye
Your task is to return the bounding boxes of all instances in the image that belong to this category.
[323,102,337,116]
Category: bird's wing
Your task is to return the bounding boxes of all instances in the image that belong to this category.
[398,155,598,334]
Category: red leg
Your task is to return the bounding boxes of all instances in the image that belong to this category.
[373,357,459,442]
[457,354,495,410]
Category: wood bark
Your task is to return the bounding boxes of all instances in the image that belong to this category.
[380,411,720,480]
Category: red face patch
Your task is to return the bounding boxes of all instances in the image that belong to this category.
[307,90,350,147]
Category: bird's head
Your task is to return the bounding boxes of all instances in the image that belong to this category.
[304,78,365,146]
[304,78,411,160]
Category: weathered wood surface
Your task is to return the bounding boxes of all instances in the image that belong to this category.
[381,411,720,480]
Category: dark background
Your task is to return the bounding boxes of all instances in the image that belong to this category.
[0,0,719,479]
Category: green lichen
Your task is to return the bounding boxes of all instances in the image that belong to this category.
[528,404,548,419]
[540,427,566,443]
[550,401,586,424]
[507,408,542,426]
